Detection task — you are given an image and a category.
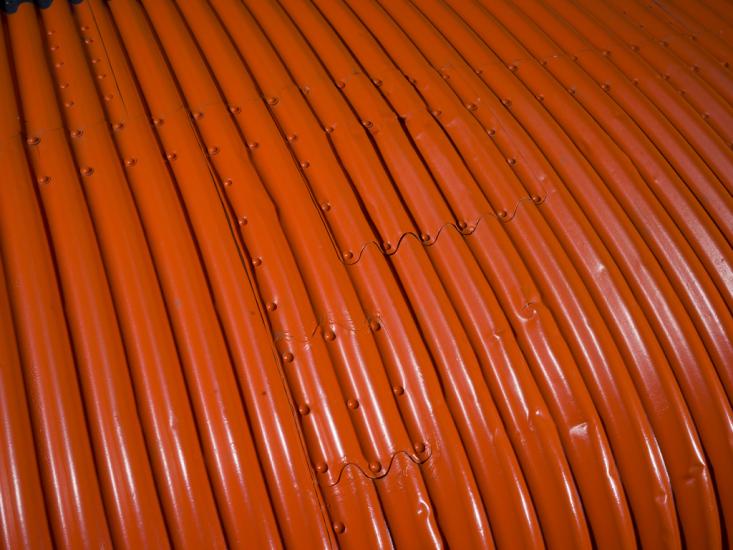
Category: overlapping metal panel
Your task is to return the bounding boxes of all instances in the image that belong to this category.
[1,0,731,548]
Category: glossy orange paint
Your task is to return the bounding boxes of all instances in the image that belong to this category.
[0,0,731,548]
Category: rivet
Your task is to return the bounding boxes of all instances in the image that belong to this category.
[55,61,64,68]
[321,202,331,211]
[223,178,233,187]
[323,329,336,341]
[662,74,670,81]
[507,158,516,166]
[81,167,94,176]
[571,55,578,62]
[113,122,124,131]
[301,85,311,95]
[103,94,113,102]
[536,94,544,102]
[298,404,310,415]
[252,257,262,267]
[502,99,512,108]
[508,64,517,71]
[633,79,640,87]
[498,210,508,218]
[287,134,297,142]
[369,319,381,332]
[282,351,294,363]
[266,302,277,312]
[414,442,426,453]
[420,233,430,242]
[91,58,100,65]
[64,100,74,108]
[192,111,203,120]
[47,30,54,36]
[300,160,310,168]
[660,40,668,47]
[238,216,248,226]
[488,128,496,136]
[325,126,335,134]
[392,385,404,396]
[248,141,259,149]
[267,97,279,106]
[26,136,40,146]
[80,25,90,31]
[368,461,381,473]
[540,59,548,66]
[315,462,328,473]
[441,73,450,80]
[431,109,442,117]
[601,83,610,91]
[568,87,576,95]
[84,37,93,45]
[166,152,177,161]
[229,105,241,114]
[125,158,137,167]
[532,194,542,203]
[382,242,392,251]
[457,220,467,229]
[372,79,383,86]
[362,120,373,129]
[347,399,359,409]
[153,118,164,127]
[208,146,220,156]
[333,522,345,534]
[336,81,346,89]
[474,68,483,75]
[37,176,50,185]
[602,50,610,57]
[342,250,353,260]
[466,103,477,111]
[97,73,106,80]
[60,82,69,89]
[630,44,639,51]
[50,45,59,52]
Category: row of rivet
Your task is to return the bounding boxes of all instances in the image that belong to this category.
[329,194,545,265]
[523,43,723,120]
[276,316,411,479]
[42,22,108,182]
[423,69,546,223]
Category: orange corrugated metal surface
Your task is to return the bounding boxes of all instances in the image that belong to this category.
[0,0,731,548]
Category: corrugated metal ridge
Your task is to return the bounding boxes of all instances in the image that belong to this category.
[0,0,731,548]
